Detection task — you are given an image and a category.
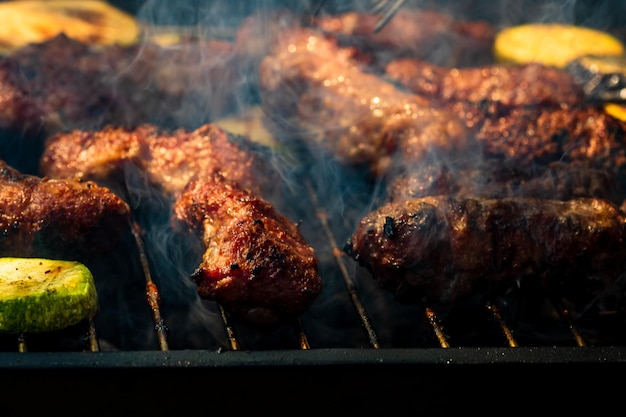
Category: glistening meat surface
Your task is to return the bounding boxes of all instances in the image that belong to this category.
[385,58,586,108]
[172,173,322,327]
[258,25,470,179]
[0,161,130,261]
[40,123,274,198]
[345,196,626,309]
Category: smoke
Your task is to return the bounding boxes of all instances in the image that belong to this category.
[4,0,625,350]
[45,0,626,349]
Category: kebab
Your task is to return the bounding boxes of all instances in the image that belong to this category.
[384,58,586,108]
[256,11,626,310]
[258,24,471,180]
[0,160,130,260]
[40,123,323,327]
[259,23,626,184]
[344,195,626,311]
[172,173,321,327]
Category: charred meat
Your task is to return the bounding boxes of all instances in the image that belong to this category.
[0,33,247,175]
[0,161,130,261]
[258,23,626,184]
[466,104,626,175]
[40,123,275,199]
[345,196,626,308]
[258,25,471,178]
[385,58,586,108]
[172,173,322,327]
[41,123,320,327]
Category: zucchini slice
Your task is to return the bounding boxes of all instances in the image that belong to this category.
[0,258,99,333]
[604,103,626,121]
[494,23,625,68]
[0,0,140,55]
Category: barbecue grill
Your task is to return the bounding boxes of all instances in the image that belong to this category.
[2,1,626,415]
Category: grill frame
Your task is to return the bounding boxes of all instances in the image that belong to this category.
[2,348,625,415]
[1,345,625,369]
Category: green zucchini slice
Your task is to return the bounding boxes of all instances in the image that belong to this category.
[0,257,99,333]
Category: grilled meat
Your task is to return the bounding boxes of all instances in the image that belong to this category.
[383,59,626,177]
[385,54,626,162]
[345,196,626,307]
[0,33,246,174]
[172,173,322,327]
[0,60,46,134]
[0,59,48,174]
[258,25,471,178]
[311,8,495,68]
[0,161,130,261]
[40,123,274,199]
[385,58,586,108]
[41,123,320,326]
[258,23,626,184]
[465,104,626,176]
[387,161,624,205]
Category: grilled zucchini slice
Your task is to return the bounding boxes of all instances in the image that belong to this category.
[604,103,626,121]
[0,258,98,333]
[494,23,625,68]
[0,0,140,55]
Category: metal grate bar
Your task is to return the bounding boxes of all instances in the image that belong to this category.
[486,302,518,347]
[219,305,242,351]
[551,299,587,347]
[306,180,380,349]
[87,317,100,352]
[131,221,169,351]
[425,308,450,348]
[294,319,311,349]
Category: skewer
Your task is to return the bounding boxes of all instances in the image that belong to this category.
[305,180,380,349]
[486,302,518,347]
[131,221,169,351]
[424,308,450,348]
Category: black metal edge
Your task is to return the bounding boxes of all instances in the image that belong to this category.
[2,347,624,416]
[1,346,625,369]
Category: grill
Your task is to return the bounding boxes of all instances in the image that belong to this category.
[2,167,626,415]
[3,1,626,415]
